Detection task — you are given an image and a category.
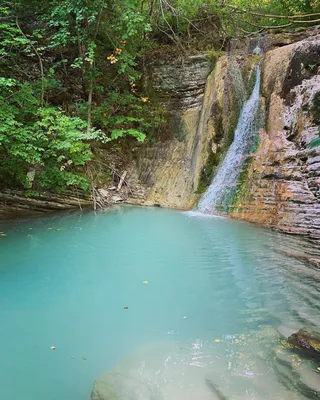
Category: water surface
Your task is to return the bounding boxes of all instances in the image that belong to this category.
[0,207,319,399]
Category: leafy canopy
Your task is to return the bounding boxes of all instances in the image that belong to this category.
[1,0,319,193]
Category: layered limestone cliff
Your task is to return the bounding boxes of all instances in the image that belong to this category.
[129,31,320,242]
[127,54,243,209]
[231,36,320,243]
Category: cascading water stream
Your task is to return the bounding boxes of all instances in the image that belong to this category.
[198,64,262,213]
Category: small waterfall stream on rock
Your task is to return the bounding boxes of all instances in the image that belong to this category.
[198,65,262,213]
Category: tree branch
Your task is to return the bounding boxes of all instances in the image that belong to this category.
[227,5,320,20]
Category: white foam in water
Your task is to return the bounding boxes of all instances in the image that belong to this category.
[198,66,261,213]
[184,211,225,219]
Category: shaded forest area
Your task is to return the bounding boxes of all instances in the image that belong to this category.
[1,0,319,194]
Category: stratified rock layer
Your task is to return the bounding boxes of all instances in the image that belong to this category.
[127,54,241,209]
[0,189,92,216]
[231,36,320,243]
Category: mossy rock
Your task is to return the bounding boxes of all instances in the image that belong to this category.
[288,327,320,359]
[243,55,261,94]
[206,49,225,68]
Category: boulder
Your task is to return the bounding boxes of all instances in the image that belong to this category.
[92,332,320,400]
[288,327,320,359]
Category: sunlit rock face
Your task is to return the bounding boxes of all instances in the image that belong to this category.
[127,32,320,243]
[127,54,213,209]
[127,54,241,209]
[231,36,320,244]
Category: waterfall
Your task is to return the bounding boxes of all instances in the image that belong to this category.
[198,66,262,213]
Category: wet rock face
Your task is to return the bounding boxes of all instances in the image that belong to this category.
[282,39,320,103]
[231,36,320,244]
[289,327,320,359]
[126,54,213,209]
[127,54,241,209]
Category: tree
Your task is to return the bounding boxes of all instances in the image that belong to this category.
[1,0,319,194]
[0,0,152,193]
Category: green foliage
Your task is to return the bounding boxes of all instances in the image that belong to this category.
[148,0,320,39]
[0,0,154,194]
[309,127,320,149]
[0,8,28,57]
[207,50,225,67]
[1,0,320,196]
[224,0,320,34]
[197,147,222,195]
[92,92,150,143]
[310,137,320,148]
[0,81,97,191]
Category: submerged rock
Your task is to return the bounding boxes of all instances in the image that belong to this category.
[91,331,316,400]
[91,371,161,400]
[273,345,320,397]
[91,342,216,400]
[289,327,320,359]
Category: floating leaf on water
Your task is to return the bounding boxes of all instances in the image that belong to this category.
[215,339,221,343]
[50,345,56,350]
[48,228,53,230]
[0,233,7,236]
[142,280,148,284]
